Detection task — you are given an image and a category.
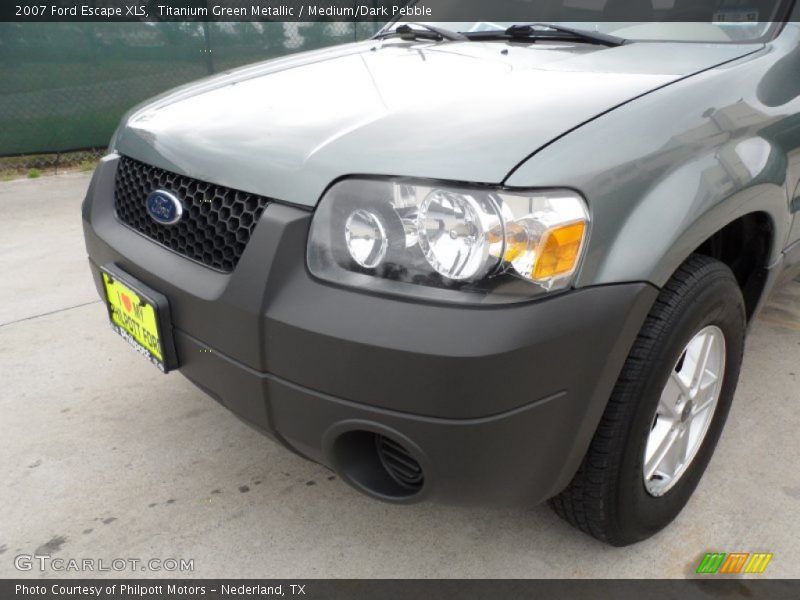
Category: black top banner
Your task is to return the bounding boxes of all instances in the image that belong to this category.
[2,0,798,23]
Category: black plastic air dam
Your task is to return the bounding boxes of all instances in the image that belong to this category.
[270,377,573,506]
[150,273,657,507]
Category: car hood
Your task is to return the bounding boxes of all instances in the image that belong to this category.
[115,39,760,207]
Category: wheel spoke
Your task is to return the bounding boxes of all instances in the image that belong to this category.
[660,372,687,418]
[644,428,679,480]
[696,368,719,398]
[673,428,691,465]
[689,333,715,398]
[691,391,717,418]
[657,430,682,476]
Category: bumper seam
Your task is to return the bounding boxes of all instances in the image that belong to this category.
[176,327,568,423]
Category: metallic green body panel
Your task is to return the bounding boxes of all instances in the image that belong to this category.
[507,25,800,287]
[113,25,800,289]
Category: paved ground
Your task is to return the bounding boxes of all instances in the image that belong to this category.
[1,172,799,579]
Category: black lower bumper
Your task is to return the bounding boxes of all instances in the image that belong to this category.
[83,156,658,506]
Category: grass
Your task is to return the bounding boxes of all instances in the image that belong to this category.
[0,152,101,181]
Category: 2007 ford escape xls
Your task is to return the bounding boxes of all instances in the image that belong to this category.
[82,2,800,545]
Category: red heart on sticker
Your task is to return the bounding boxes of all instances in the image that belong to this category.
[121,293,133,313]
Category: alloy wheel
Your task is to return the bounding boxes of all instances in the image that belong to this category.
[643,325,726,497]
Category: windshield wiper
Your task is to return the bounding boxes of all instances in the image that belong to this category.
[467,22,626,47]
[374,22,468,42]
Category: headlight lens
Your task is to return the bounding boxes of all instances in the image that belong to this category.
[308,178,590,304]
[344,209,388,269]
[417,189,503,281]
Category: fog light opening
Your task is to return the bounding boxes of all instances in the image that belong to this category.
[330,430,425,501]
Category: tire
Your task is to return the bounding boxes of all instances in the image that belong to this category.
[549,254,746,546]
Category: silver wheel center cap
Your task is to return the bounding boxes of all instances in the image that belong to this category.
[681,402,693,423]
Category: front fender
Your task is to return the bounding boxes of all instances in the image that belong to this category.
[505,34,800,288]
[587,144,787,287]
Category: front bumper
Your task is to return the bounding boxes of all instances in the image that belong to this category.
[83,155,657,506]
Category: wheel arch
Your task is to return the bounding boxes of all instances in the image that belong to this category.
[692,211,775,321]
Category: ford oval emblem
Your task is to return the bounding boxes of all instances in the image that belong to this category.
[145,190,183,226]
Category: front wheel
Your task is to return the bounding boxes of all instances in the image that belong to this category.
[550,255,746,546]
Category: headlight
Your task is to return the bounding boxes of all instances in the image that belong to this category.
[307,178,590,304]
[417,189,503,281]
[344,209,389,269]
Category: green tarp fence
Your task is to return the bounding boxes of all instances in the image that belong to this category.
[0,22,381,156]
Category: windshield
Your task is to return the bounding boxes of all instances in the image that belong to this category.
[391,0,793,43]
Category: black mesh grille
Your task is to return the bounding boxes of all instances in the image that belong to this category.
[114,156,271,272]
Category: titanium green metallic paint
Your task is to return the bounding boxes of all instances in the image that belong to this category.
[112,29,800,290]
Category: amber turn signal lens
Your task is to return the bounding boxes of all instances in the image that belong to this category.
[532,221,586,280]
